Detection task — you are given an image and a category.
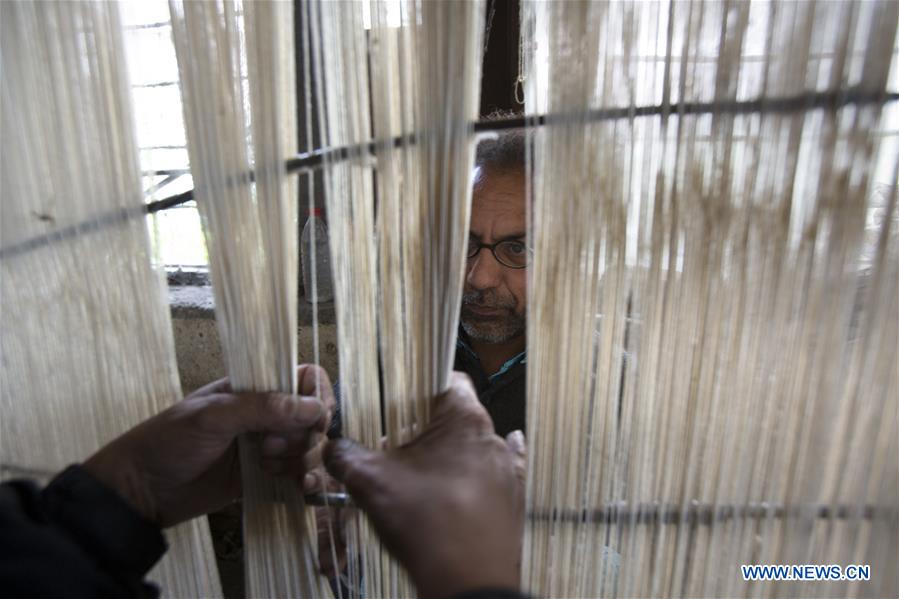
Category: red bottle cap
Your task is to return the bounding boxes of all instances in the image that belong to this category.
[309,207,323,217]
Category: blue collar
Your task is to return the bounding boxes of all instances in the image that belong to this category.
[457,336,527,382]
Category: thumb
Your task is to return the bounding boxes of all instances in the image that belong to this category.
[196,392,324,437]
[506,430,527,485]
[324,438,385,511]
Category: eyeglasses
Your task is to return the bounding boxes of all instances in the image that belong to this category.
[467,238,531,269]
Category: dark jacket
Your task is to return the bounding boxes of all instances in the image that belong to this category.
[0,466,165,598]
[453,340,526,438]
[330,341,526,439]
[0,467,530,599]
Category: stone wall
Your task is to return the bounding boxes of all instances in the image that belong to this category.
[169,285,339,394]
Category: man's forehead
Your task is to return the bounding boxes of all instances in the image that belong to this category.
[469,169,526,239]
[472,165,525,189]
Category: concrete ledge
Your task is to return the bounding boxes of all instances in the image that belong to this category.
[169,285,216,319]
[167,283,340,393]
[168,284,336,325]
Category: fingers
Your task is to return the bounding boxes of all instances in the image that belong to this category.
[259,429,321,457]
[303,468,343,494]
[251,392,324,431]
[196,392,323,438]
[316,505,348,577]
[324,438,384,511]
[505,429,527,565]
[505,430,526,459]
[185,376,232,399]
[259,428,325,476]
[261,434,289,456]
[430,371,493,434]
[297,364,335,432]
[189,365,333,436]
[303,470,322,494]
[303,434,326,472]
[297,363,332,395]
[505,430,527,484]
[443,371,480,411]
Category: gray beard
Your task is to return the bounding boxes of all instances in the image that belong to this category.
[460,312,526,344]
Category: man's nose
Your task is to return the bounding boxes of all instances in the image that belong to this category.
[465,249,504,289]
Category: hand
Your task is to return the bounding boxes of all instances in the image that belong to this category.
[308,472,350,579]
[324,372,526,599]
[308,434,409,579]
[84,364,334,528]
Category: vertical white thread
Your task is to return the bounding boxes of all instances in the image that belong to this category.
[521,1,898,597]
[0,2,221,596]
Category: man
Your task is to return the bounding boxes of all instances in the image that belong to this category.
[319,130,530,582]
[1,367,527,599]
[327,129,529,440]
[456,129,528,436]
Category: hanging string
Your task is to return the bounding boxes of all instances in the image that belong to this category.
[0,2,221,596]
[310,1,486,596]
[521,1,898,597]
[169,1,322,597]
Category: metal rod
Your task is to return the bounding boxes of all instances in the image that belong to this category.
[2,89,896,261]
[0,205,148,261]
[304,491,355,508]
[143,173,179,197]
[1,463,889,524]
[264,89,899,178]
[527,501,893,525]
[301,491,893,524]
[0,463,58,479]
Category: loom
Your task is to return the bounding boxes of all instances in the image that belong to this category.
[2,1,897,598]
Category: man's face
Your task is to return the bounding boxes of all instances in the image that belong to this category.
[461,168,527,344]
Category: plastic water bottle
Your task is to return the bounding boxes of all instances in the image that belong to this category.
[301,207,333,303]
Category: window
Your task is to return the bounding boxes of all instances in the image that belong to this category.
[119,1,896,271]
[121,0,207,268]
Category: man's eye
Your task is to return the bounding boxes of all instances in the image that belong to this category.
[505,242,526,255]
